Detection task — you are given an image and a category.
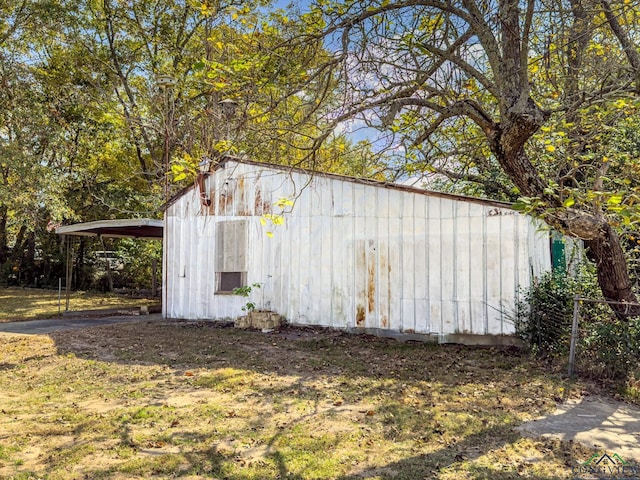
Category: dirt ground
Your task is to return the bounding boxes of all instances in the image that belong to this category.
[1,318,638,479]
[43,317,640,464]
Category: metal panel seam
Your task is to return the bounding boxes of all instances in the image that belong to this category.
[483,207,488,334]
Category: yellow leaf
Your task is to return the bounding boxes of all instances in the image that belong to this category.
[275,197,294,208]
[266,231,274,238]
[608,194,624,205]
[545,145,556,152]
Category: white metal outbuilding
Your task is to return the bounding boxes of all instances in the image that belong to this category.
[163,157,557,343]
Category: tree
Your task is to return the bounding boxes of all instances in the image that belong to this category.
[0,1,77,282]
[290,0,640,313]
[167,6,389,183]
[0,0,359,286]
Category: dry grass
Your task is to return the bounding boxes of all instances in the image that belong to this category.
[0,287,156,322]
[0,320,599,480]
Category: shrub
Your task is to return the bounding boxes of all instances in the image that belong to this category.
[579,310,640,380]
[515,264,640,380]
[514,270,579,355]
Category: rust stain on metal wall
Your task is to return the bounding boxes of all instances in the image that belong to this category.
[378,253,389,329]
[256,179,271,214]
[208,188,216,215]
[218,188,232,215]
[197,173,211,209]
[356,305,365,326]
[254,185,262,215]
[386,260,391,329]
[367,259,375,313]
[236,176,250,216]
[379,251,390,328]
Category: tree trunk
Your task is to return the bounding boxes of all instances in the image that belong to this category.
[584,223,639,314]
[77,238,86,290]
[24,230,36,285]
[559,0,639,312]
[10,225,26,265]
[0,207,7,265]
[487,0,640,315]
[493,115,640,316]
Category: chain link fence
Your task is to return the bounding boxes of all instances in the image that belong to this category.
[568,297,640,380]
[514,276,640,381]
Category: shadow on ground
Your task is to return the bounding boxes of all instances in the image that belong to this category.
[1,318,629,479]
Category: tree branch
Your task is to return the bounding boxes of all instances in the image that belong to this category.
[416,41,499,97]
[412,99,497,146]
[600,0,640,90]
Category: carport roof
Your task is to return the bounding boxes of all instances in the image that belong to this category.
[56,219,163,239]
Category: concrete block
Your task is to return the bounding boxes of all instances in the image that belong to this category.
[234,316,252,329]
[234,311,284,330]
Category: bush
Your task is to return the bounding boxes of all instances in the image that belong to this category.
[516,264,640,380]
[114,238,162,291]
[579,310,640,380]
[514,270,580,355]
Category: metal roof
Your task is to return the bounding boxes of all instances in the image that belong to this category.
[165,156,514,210]
[56,219,163,239]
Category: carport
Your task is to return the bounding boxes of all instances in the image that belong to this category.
[56,219,163,311]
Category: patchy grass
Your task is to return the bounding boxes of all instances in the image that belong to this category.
[0,287,156,322]
[0,320,602,479]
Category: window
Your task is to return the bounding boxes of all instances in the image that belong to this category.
[215,220,247,293]
[219,272,244,292]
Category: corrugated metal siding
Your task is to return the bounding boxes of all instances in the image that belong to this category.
[164,161,553,336]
